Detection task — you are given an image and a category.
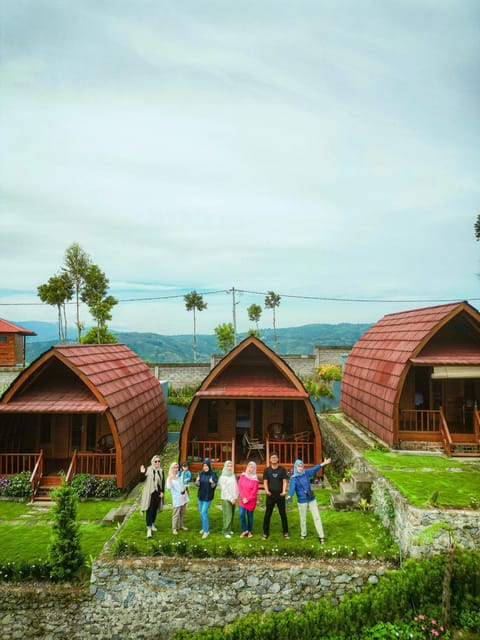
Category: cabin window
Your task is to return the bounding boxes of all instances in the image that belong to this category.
[236,400,250,430]
[207,401,218,433]
[71,415,82,450]
[86,415,97,450]
[0,336,7,342]
[40,415,51,443]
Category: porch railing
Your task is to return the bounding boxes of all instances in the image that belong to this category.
[67,451,117,477]
[29,450,44,500]
[399,408,453,455]
[186,440,235,463]
[267,436,315,466]
[438,407,452,456]
[0,452,40,476]
[399,409,442,432]
[65,449,77,483]
[474,408,480,443]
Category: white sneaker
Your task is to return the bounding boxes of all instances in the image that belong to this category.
[146,528,152,538]
[202,532,209,539]
[199,529,204,534]
[151,525,158,532]
[225,534,231,539]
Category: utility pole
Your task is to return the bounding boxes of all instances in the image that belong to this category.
[231,287,240,345]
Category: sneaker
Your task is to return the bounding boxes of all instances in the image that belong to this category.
[300,535,306,540]
[172,529,178,535]
[151,525,158,532]
[319,537,325,544]
[230,531,235,535]
[262,534,268,540]
[284,533,290,539]
[199,529,204,535]
[181,526,188,531]
[225,534,231,539]
[202,531,209,539]
[146,528,152,538]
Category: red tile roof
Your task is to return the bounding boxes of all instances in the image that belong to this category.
[0,319,36,336]
[340,302,480,445]
[197,365,308,398]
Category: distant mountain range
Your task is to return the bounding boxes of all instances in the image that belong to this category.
[17,320,371,364]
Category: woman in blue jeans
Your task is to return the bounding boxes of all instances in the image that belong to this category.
[195,458,217,539]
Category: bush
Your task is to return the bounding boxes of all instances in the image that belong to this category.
[70,474,120,499]
[0,471,32,499]
[48,480,84,581]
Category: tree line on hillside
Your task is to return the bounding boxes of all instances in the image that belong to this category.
[25,323,371,365]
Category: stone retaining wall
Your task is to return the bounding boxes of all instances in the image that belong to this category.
[0,558,391,640]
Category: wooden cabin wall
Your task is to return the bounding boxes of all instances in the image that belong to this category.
[0,335,15,366]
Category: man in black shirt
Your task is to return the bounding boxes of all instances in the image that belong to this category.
[262,452,289,539]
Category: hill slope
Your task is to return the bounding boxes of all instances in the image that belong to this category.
[20,322,371,364]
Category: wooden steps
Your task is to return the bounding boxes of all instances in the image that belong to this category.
[32,475,62,502]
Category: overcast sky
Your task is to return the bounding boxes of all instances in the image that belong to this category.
[1,1,479,337]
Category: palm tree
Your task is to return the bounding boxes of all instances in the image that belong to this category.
[184,290,207,363]
[264,290,281,352]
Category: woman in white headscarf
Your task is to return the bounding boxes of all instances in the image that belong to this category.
[140,455,165,538]
[166,461,189,535]
[287,457,331,543]
[217,460,238,538]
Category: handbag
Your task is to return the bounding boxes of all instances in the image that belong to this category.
[305,488,314,500]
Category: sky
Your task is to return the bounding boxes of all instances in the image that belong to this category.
[1,1,479,337]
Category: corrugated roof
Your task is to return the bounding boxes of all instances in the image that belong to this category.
[0,318,36,336]
[340,301,480,445]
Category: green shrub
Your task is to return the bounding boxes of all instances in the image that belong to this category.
[0,559,52,582]
[1,471,32,499]
[70,474,120,498]
[48,480,84,581]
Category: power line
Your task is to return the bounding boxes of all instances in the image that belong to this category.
[0,288,478,307]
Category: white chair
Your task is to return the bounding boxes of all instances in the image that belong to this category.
[243,432,265,460]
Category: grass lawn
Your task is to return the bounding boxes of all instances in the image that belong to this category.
[0,499,123,565]
[363,450,480,508]
[112,486,396,560]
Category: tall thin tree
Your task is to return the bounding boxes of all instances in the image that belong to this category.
[63,243,91,343]
[184,290,207,363]
[81,264,118,343]
[37,272,74,343]
[265,290,281,352]
[247,303,262,334]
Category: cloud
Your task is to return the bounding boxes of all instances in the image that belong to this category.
[0,1,479,335]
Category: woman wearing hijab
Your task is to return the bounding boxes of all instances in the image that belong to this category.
[140,455,165,538]
[195,458,217,539]
[166,462,189,535]
[287,457,331,543]
[237,460,259,538]
[217,460,239,538]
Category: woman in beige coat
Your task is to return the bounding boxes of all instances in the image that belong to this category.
[140,454,165,538]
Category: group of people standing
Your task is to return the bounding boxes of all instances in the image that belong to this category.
[140,453,331,542]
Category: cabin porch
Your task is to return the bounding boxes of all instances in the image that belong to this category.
[398,407,480,456]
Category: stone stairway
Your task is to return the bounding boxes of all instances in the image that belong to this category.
[330,470,375,511]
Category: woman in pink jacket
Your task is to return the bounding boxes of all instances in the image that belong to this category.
[237,460,259,537]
